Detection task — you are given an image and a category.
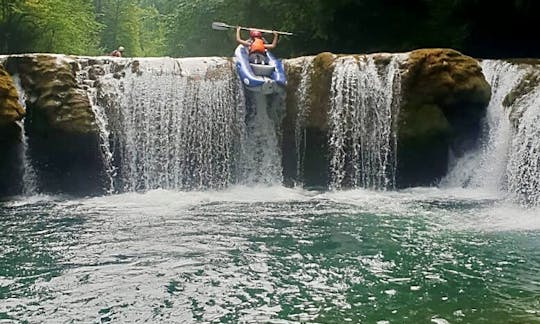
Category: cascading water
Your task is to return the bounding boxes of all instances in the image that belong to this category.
[506,68,540,206]
[240,93,284,185]
[85,58,247,192]
[75,60,116,194]
[442,60,540,206]
[11,75,38,195]
[328,56,402,190]
[293,57,315,184]
[442,60,526,190]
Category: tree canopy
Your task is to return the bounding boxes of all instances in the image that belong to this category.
[1,0,538,58]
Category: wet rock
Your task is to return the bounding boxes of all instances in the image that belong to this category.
[0,64,25,197]
[4,55,97,134]
[3,54,106,196]
[0,123,23,197]
[502,69,540,129]
[0,64,24,125]
[398,48,491,186]
[283,49,490,188]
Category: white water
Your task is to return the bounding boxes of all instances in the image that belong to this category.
[84,58,247,191]
[79,57,288,191]
[292,57,316,183]
[442,61,525,191]
[442,60,540,206]
[506,72,540,206]
[328,55,402,190]
[241,93,284,185]
[11,75,38,195]
[75,59,116,194]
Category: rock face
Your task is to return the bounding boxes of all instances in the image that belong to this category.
[4,55,97,134]
[283,53,335,187]
[0,64,24,125]
[398,48,491,186]
[501,60,540,129]
[0,50,491,196]
[283,48,491,188]
[0,63,24,196]
[3,55,106,196]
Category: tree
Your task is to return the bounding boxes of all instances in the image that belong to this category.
[0,0,38,53]
[1,0,101,55]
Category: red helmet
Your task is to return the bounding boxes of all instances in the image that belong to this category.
[249,30,262,38]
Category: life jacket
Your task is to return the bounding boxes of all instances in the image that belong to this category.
[249,38,266,54]
[110,50,121,57]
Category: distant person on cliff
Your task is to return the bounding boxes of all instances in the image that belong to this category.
[109,46,125,57]
[236,26,278,64]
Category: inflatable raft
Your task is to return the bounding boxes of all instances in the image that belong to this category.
[234,45,286,95]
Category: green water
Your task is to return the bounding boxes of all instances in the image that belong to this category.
[0,187,539,323]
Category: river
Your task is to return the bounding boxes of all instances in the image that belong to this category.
[1,186,539,323]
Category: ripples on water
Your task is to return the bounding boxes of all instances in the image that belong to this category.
[1,187,539,323]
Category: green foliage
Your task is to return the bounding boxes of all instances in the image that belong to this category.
[26,0,101,54]
[0,0,100,54]
[0,0,538,57]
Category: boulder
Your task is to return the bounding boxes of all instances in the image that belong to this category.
[4,55,97,134]
[283,53,336,187]
[0,64,24,126]
[3,55,106,196]
[398,48,491,186]
[0,64,24,197]
[502,66,540,129]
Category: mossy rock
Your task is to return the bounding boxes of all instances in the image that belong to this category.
[397,48,491,186]
[399,103,451,140]
[504,58,540,66]
[282,53,336,185]
[0,64,24,126]
[4,55,97,134]
[504,71,540,128]
[404,49,491,108]
[307,52,336,130]
[401,49,490,147]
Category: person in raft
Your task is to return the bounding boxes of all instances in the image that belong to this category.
[236,26,278,65]
[109,46,125,57]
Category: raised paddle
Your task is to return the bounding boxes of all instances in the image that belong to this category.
[212,22,293,36]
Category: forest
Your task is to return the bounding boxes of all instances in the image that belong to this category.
[1,0,538,59]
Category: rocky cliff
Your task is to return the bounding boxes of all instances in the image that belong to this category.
[1,55,106,195]
[0,63,25,196]
[284,49,491,187]
[0,49,493,196]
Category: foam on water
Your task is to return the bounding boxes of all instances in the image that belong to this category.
[56,185,538,233]
[328,55,401,190]
[2,186,539,323]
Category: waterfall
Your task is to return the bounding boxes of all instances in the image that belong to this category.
[506,69,540,206]
[12,75,38,195]
[442,60,526,190]
[328,56,402,190]
[75,61,116,194]
[294,57,315,184]
[84,57,248,192]
[442,60,540,206]
[240,92,284,185]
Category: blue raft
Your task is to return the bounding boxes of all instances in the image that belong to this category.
[234,45,286,95]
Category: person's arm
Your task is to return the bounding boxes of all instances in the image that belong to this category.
[236,26,250,46]
[265,32,278,49]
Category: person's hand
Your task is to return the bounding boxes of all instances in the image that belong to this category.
[237,26,241,32]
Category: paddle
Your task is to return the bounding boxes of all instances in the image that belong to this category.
[212,22,294,36]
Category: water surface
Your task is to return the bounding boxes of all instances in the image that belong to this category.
[1,187,539,323]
